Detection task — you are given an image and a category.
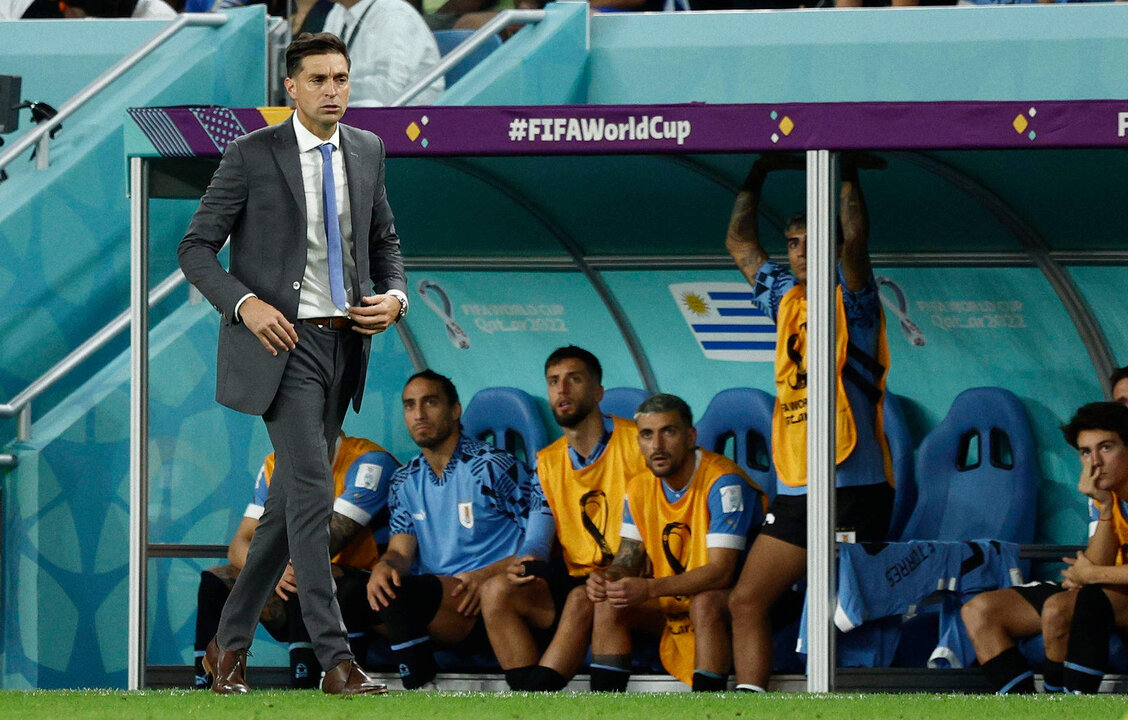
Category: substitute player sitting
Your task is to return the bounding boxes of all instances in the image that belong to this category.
[587,394,765,691]
[1037,402,1128,693]
[366,370,538,689]
[194,434,398,688]
[480,346,648,692]
[961,401,1128,693]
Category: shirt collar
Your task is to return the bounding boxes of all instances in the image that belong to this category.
[660,448,702,500]
[567,414,615,469]
[292,112,341,155]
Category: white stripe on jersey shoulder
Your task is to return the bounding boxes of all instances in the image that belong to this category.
[334,497,373,526]
[705,532,746,551]
[244,503,264,520]
[620,523,642,542]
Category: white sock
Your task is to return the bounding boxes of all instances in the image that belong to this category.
[734,683,766,693]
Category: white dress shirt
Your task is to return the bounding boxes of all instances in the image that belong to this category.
[131,0,177,17]
[292,113,358,319]
[0,0,35,18]
[323,0,445,107]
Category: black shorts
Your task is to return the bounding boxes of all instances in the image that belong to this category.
[546,570,588,624]
[1013,581,1065,614]
[759,482,894,549]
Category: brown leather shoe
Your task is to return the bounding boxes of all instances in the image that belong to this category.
[202,637,250,695]
[321,659,388,695]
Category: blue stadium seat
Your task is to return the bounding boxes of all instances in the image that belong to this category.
[883,391,917,541]
[695,387,778,502]
[462,387,549,464]
[890,387,1039,669]
[432,29,503,88]
[899,387,1038,545]
[600,386,648,420]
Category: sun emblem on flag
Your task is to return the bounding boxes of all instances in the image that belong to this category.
[681,292,710,316]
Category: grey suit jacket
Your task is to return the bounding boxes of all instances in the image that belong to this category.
[177,119,407,416]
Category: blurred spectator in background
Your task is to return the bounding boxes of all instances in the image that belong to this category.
[56,0,176,16]
[0,0,62,17]
[292,0,334,33]
[323,0,444,105]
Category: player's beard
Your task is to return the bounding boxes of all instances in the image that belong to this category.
[553,397,596,429]
[411,419,457,449]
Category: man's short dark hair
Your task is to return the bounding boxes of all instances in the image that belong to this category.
[1110,366,1128,392]
[1061,401,1128,449]
[286,32,350,78]
[635,393,693,428]
[544,346,602,385]
[405,369,459,406]
[784,211,806,237]
[785,210,845,247]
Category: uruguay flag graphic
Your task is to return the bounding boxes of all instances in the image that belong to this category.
[669,282,776,363]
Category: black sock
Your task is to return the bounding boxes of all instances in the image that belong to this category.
[505,665,537,691]
[379,575,442,689]
[982,646,1034,694]
[1042,659,1064,692]
[526,665,569,691]
[195,571,229,654]
[692,670,728,692]
[289,644,320,689]
[336,570,371,666]
[1063,585,1113,694]
[193,653,210,689]
[194,571,229,688]
[589,666,630,692]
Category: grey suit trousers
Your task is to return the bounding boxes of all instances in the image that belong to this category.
[217,322,362,671]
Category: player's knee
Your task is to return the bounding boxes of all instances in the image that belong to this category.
[592,597,629,629]
[690,590,729,628]
[562,586,594,623]
[479,574,512,618]
[199,568,229,598]
[728,584,766,620]
[960,592,998,635]
[1041,593,1071,643]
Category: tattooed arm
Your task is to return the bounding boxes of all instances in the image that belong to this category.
[587,537,647,603]
[726,154,806,285]
[328,512,365,558]
[604,538,647,581]
[839,153,884,292]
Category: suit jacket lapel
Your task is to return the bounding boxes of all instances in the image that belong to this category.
[341,125,372,297]
[272,121,307,229]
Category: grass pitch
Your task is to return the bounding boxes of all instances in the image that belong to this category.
[1,690,1126,720]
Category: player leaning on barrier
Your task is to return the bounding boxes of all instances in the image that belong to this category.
[962,402,1128,694]
[586,393,766,692]
[724,153,895,692]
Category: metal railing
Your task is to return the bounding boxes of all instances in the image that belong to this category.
[391,9,547,107]
[0,13,228,176]
[0,270,187,468]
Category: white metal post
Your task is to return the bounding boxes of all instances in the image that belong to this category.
[128,157,150,691]
[805,149,838,693]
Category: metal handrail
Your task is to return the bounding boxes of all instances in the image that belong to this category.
[390,9,547,107]
[0,13,228,175]
[0,269,187,467]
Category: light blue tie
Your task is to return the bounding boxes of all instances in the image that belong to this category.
[318,142,348,312]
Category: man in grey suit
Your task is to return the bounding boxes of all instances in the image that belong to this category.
[178,32,406,696]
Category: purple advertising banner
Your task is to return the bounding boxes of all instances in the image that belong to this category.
[129,101,1128,158]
